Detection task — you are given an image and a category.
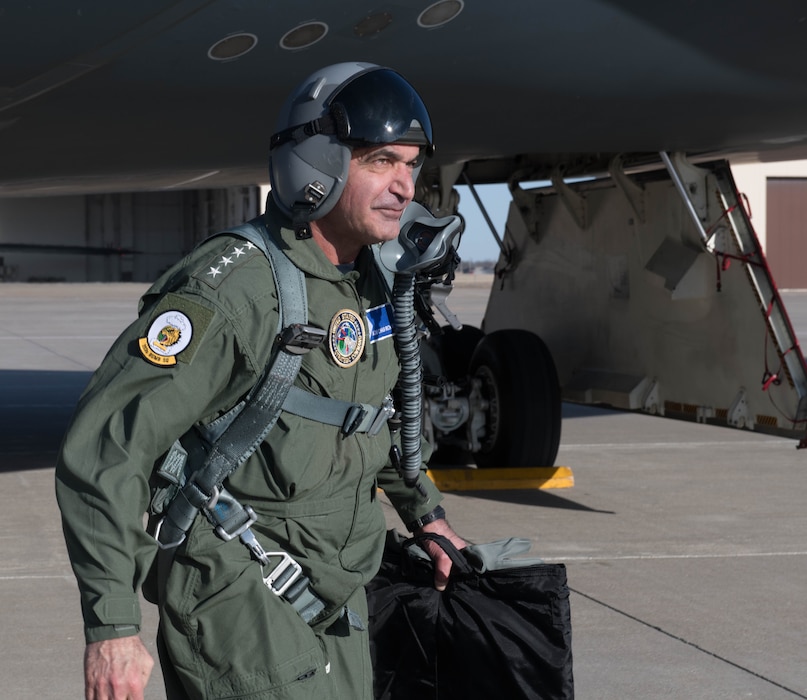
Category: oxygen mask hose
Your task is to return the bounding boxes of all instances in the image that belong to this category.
[392,270,426,494]
[376,201,464,495]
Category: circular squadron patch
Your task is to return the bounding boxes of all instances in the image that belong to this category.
[138,310,193,366]
[328,309,366,368]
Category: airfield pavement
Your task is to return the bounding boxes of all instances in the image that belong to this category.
[2,275,807,699]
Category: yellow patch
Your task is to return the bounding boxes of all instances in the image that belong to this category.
[138,310,193,367]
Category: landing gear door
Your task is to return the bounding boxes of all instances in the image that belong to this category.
[484,156,807,442]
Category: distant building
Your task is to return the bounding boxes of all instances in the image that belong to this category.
[1,161,806,287]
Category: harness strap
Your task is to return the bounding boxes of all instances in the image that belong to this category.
[205,489,326,622]
[282,386,394,436]
[229,217,306,333]
[156,217,309,551]
[151,216,388,626]
[153,218,324,623]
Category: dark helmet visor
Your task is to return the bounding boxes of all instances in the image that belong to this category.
[328,68,434,155]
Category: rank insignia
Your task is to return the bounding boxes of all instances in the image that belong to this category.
[328,309,366,368]
[138,310,193,366]
[195,239,260,289]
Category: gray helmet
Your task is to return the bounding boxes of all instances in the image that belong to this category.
[269,62,434,233]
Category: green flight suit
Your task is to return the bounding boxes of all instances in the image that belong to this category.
[55,199,443,699]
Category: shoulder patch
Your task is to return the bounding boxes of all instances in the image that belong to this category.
[194,238,262,289]
[138,293,213,366]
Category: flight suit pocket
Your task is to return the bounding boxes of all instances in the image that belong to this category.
[162,524,329,698]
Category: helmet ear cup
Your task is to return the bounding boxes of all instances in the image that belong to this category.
[269,134,351,222]
[269,62,375,221]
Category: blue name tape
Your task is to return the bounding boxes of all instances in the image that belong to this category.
[366,304,395,344]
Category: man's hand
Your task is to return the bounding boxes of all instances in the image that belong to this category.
[416,518,467,591]
[84,635,154,700]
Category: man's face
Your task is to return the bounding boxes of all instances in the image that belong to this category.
[321,143,422,250]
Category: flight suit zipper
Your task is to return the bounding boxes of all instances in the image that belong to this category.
[338,277,372,570]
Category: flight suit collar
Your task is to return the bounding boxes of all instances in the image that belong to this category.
[263,197,370,283]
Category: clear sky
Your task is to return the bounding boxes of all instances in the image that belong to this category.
[453,183,511,263]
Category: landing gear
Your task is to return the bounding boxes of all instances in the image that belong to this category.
[423,327,562,468]
[425,325,484,465]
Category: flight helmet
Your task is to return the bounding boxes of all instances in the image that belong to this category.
[269,62,434,235]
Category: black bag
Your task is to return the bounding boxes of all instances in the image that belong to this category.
[366,531,574,699]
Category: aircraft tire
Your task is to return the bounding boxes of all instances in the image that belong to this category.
[432,324,485,381]
[469,329,561,468]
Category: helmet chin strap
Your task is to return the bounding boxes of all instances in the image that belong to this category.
[293,180,331,239]
[293,217,312,240]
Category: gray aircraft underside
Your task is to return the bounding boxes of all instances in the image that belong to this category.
[3,1,807,458]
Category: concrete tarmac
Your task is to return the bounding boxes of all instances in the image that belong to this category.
[2,278,807,699]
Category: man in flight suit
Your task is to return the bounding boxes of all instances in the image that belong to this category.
[55,62,466,699]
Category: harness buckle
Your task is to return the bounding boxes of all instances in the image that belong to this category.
[238,528,270,566]
[261,552,304,597]
[342,404,368,436]
[213,503,258,542]
[152,516,186,550]
[368,395,396,436]
[279,323,327,355]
